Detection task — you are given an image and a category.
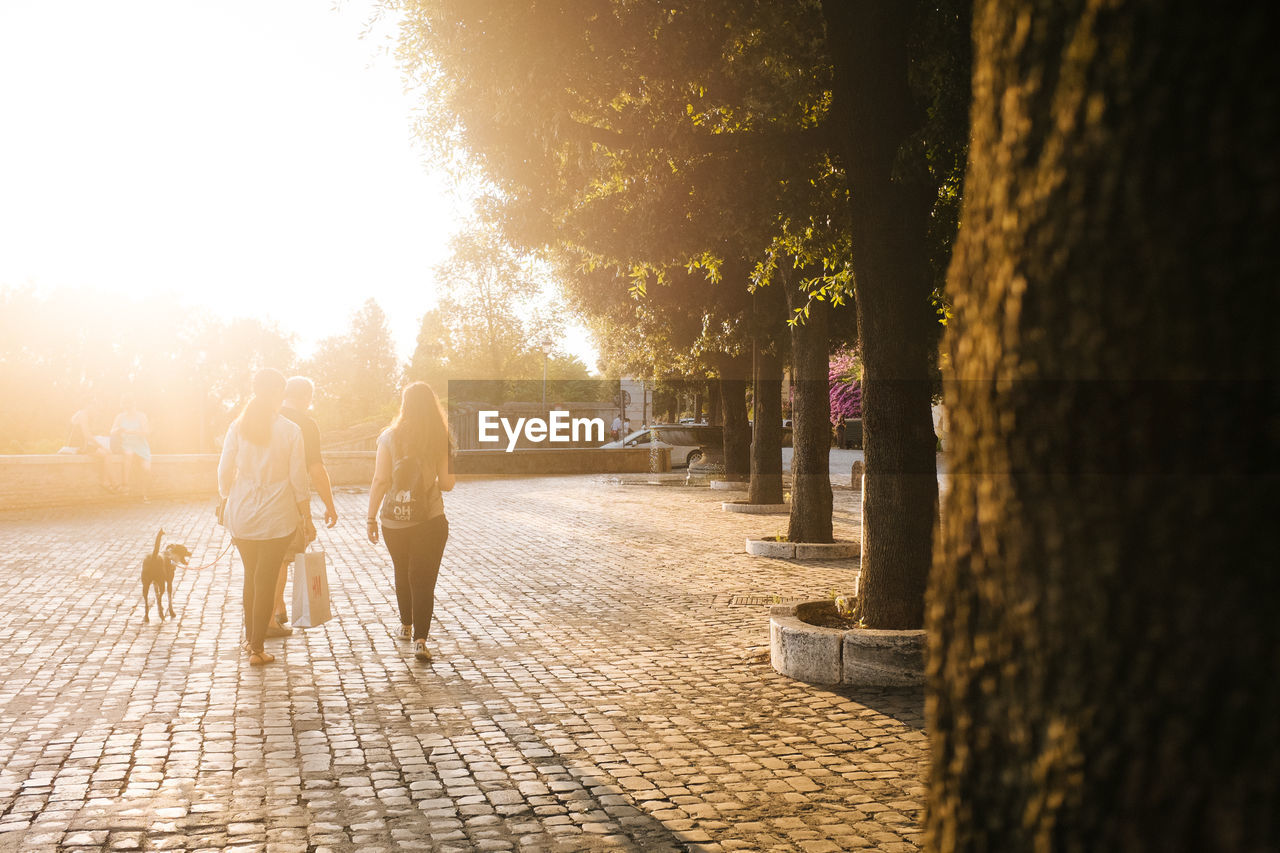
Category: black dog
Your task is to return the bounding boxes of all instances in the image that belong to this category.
[141,528,191,622]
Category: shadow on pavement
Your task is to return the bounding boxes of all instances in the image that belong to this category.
[825,685,926,730]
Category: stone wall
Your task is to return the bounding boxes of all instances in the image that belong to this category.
[0,448,666,510]
[0,453,377,511]
[319,452,378,489]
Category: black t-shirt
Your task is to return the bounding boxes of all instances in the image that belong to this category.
[280,406,322,469]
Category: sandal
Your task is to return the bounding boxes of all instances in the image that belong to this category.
[248,650,275,666]
[265,620,293,638]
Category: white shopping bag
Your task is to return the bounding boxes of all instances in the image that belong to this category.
[291,549,332,628]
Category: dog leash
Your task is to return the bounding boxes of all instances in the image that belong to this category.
[186,538,235,571]
[182,497,237,571]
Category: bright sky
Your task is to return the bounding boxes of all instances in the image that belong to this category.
[0,0,597,369]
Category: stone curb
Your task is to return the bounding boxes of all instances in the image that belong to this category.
[745,539,859,560]
[709,479,749,491]
[617,476,697,487]
[745,538,795,558]
[794,541,859,560]
[721,501,790,515]
[769,600,926,687]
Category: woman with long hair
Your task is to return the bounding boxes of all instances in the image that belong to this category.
[367,381,455,661]
[218,368,309,666]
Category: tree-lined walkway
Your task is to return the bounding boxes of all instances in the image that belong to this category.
[0,478,924,852]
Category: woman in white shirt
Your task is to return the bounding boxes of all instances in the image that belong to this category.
[218,369,309,666]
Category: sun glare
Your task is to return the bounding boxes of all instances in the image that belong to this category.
[0,0,469,360]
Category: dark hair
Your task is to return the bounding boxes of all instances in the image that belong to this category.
[237,368,286,447]
[390,382,450,461]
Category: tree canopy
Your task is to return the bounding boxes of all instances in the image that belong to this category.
[406,224,591,391]
[304,298,401,430]
[393,0,855,316]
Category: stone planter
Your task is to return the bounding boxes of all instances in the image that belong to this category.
[769,600,925,687]
[744,538,859,559]
[721,500,790,515]
[795,541,859,560]
[745,537,797,558]
[709,479,748,491]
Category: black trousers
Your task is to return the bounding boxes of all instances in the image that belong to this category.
[234,533,295,652]
[382,515,449,640]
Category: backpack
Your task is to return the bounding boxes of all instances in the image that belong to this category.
[381,449,432,523]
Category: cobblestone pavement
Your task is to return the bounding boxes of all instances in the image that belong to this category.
[0,477,925,852]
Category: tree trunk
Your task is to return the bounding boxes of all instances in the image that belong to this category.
[749,347,785,504]
[785,281,833,543]
[718,356,751,481]
[750,283,788,504]
[927,1,1279,850]
[822,0,940,629]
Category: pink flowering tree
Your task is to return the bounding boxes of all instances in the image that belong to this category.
[829,348,862,425]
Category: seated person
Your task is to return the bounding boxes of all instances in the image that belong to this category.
[66,401,119,492]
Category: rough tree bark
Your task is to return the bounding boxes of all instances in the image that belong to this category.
[718,355,751,482]
[822,0,940,629]
[785,276,833,543]
[749,284,787,505]
[928,1,1279,849]
[749,347,785,504]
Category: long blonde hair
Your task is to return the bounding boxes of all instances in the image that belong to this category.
[390,381,450,460]
[237,368,286,447]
